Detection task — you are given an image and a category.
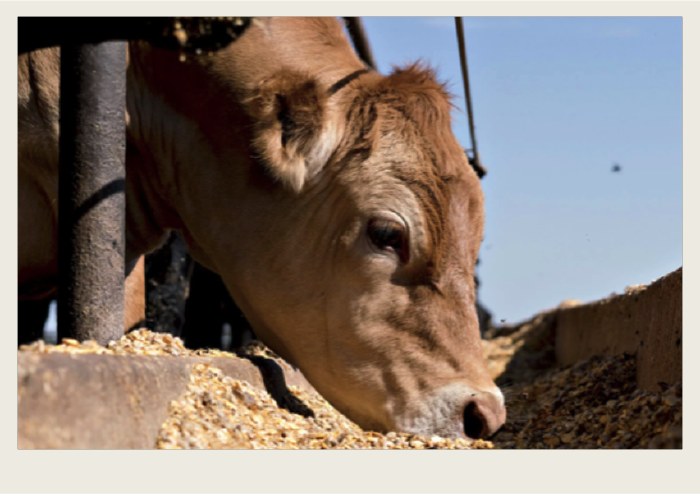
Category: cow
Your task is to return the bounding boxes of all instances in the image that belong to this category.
[18,17,505,440]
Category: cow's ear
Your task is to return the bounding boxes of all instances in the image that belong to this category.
[246,70,337,193]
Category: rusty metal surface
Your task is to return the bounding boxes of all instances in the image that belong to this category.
[57,41,127,345]
[17,352,316,449]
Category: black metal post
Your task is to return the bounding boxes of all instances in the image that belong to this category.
[57,41,127,345]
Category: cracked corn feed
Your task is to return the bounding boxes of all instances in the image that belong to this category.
[19,328,273,360]
[20,329,196,356]
[490,353,682,449]
[156,363,493,449]
[19,328,681,449]
[20,331,492,449]
[18,328,294,374]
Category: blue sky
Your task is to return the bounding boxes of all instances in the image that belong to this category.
[358,17,682,323]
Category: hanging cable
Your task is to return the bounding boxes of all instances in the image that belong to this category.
[455,17,486,178]
[343,17,377,71]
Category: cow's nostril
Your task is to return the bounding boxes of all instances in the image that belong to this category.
[462,401,486,439]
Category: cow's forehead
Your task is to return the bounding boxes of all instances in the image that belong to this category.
[379,113,477,249]
[338,131,478,284]
[335,69,483,273]
[337,64,469,172]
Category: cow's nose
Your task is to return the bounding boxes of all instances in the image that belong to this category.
[462,391,506,440]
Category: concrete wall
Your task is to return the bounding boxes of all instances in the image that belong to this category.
[17,353,315,449]
[555,267,682,392]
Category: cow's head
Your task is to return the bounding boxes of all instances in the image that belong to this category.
[127,46,505,439]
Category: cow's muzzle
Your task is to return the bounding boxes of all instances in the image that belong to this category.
[394,384,506,440]
[462,390,507,440]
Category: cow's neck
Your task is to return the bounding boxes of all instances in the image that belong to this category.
[124,42,254,269]
[123,45,198,263]
[121,18,367,263]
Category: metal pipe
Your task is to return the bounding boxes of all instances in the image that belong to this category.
[57,41,127,345]
[343,17,377,70]
[19,17,251,55]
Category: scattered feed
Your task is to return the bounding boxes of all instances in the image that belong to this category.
[491,354,682,449]
[481,308,682,449]
[156,363,490,450]
[19,330,491,449]
[19,324,681,449]
[20,328,274,361]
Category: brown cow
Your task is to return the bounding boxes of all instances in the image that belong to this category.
[18,17,505,439]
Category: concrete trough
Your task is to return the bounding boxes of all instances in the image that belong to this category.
[554,267,682,392]
[17,352,315,449]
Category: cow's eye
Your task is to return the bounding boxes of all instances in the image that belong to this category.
[367,218,409,263]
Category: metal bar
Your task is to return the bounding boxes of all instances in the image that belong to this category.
[57,41,127,345]
[455,17,481,167]
[18,17,251,55]
[343,17,377,70]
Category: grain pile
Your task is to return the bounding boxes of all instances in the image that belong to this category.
[20,330,191,356]
[20,317,682,449]
[481,308,682,450]
[491,354,682,449]
[19,330,492,450]
[19,328,274,361]
[156,363,491,450]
